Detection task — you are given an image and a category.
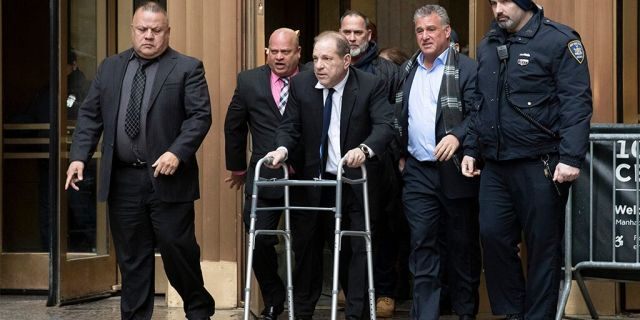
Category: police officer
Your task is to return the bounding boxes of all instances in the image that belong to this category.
[461,0,592,319]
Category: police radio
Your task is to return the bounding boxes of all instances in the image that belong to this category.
[496,45,509,61]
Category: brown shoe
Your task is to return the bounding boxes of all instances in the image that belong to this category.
[376,297,395,318]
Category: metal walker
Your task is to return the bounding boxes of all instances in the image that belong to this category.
[242,156,376,320]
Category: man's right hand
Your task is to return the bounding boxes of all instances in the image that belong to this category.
[224,172,246,190]
[65,161,85,191]
[461,155,481,177]
[264,149,287,169]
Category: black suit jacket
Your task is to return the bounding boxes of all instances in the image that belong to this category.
[70,47,212,202]
[398,53,480,199]
[276,67,394,205]
[224,64,306,199]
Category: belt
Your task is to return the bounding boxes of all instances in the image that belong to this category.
[410,155,437,166]
[117,159,147,168]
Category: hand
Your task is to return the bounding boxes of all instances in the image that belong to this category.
[461,155,481,177]
[398,157,406,173]
[152,152,180,178]
[65,161,85,191]
[434,134,460,161]
[264,149,287,169]
[224,172,246,190]
[553,162,580,183]
[344,147,366,168]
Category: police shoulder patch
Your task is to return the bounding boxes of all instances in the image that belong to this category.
[568,40,585,64]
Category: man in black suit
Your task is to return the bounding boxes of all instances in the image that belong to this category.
[266,31,394,320]
[224,27,303,320]
[65,2,214,320]
[396,5,481,320]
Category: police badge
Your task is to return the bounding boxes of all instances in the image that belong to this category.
[568,40,585,64]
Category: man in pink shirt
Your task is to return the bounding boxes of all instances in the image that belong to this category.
[224,28,304,320]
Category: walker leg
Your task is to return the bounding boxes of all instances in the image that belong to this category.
[365,234,376,320]
[330,225,342,320]
[243,227,256,320]
[284,229,295,320]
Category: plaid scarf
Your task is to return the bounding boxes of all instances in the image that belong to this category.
[438,44,463,133]
[396,43,463,133]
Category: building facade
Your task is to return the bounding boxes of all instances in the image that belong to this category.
[0,0,638,315]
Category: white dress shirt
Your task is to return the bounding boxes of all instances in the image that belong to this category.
[316,70,349,175]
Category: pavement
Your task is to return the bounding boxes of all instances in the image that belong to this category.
[1,294,639,319]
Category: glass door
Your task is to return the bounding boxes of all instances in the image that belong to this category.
[0,0,117,302]
[1,0,59,293]
[55,0,117,304]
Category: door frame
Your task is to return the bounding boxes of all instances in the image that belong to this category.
[53,0,119,305]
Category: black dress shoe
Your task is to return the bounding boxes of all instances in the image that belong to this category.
[261,305,284,320]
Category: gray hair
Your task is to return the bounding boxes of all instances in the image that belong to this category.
[314,31,350,57]
[136,1,167,16]
[413,4,450,26]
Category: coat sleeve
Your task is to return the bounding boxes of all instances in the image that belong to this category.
[361,77,395,156]
[70,60,106,164]
[449,57,480,146]
[224,73,250,171]
[553,35,592,168]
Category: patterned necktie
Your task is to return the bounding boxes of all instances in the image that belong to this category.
[319,88,335,176]
[278,77,289,115]
[124,59,152,139]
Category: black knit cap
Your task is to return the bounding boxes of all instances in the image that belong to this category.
[511,0,534,10]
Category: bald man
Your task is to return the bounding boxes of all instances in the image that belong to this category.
[224,28,306,320]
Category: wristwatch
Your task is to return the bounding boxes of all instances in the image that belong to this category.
[359,144,371,158]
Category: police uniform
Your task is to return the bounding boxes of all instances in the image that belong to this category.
[463,5,592,319]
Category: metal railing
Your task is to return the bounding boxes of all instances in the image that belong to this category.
[557,126,640,319]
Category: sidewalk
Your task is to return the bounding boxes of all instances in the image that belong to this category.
[1,294,638,319]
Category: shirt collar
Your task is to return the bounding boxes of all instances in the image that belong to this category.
[128,51,161,66]
[416,49,448,71]
[270,67,300,85]
[315,69,350,96]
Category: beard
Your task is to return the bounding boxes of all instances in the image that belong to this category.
[496,15,517,32]
[350,42,369,58]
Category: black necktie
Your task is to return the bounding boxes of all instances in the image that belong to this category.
[124,59,152,139]
[319,88,335,176]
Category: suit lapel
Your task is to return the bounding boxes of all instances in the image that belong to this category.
[311,85,324,147]
[147,48,178,111]
[402,64,418,127]
[340,70,357,149]
[111,49,133,124]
